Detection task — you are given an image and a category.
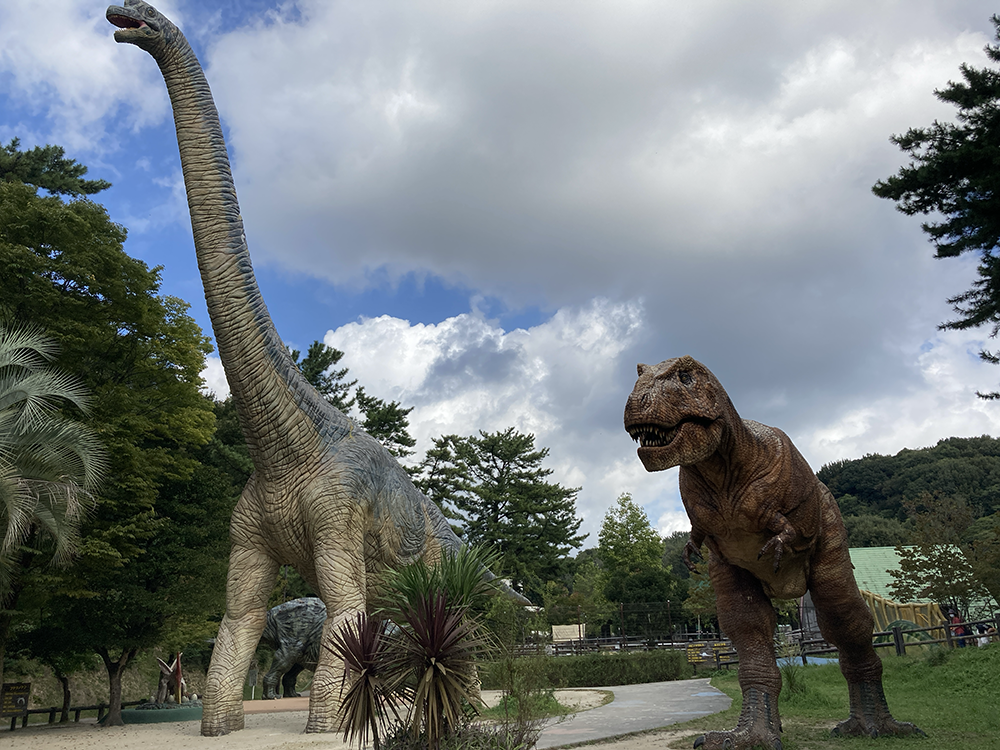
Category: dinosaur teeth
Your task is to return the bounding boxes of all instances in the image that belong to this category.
[628,424,677,448]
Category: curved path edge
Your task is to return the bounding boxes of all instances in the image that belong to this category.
[537,678,731,749]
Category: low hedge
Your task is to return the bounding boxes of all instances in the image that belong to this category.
[480,648,687,689]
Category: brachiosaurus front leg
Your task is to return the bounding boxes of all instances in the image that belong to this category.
[202,516,280,736]
[695,555,783,750]
[305,522,368,733]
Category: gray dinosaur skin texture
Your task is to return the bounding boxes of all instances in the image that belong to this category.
[105,0,492,735]
[259,598,325,700]
[624,357,923,750]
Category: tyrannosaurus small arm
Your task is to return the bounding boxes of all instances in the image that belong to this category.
[624,356,923,750]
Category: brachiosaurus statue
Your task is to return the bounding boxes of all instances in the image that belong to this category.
[105,1,496,735]
[624,356,923,750]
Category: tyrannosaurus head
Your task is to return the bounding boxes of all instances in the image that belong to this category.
[106,0,180,54]
[623,355,729,471]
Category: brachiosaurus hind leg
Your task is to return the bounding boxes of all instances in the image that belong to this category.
[305,513,368,733]
[808,525,924,739]
[202,540,280,736]
[695,556,783,750]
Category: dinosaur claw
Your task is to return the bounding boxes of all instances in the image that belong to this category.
[693,734,705,749]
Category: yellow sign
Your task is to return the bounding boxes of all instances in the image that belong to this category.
[0,683,29,718]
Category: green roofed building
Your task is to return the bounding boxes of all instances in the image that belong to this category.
[800,547,945,635]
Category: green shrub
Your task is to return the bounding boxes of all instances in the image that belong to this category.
[479,649,686,689]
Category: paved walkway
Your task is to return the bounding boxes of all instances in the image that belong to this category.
[239,679,731,747]
[536,679,731,748]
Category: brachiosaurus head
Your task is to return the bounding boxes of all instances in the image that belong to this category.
[623,355,730,471]
[106,0,179,54]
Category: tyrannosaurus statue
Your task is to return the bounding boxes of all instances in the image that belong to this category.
[624,356,922,750]
[104,1,517,735]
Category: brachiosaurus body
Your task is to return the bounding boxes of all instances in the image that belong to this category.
[106,1,478,735]
[624,356,922,750]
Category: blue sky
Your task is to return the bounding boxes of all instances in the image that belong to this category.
[5,0,1000,543]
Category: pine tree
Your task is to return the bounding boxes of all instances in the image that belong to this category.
[873,15,1000,396]
[417,428,586,601]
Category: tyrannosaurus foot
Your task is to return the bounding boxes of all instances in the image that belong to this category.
[693,729,781,750]
[693,687,782,750]
[831,715,924,739]
[832,681,925,739]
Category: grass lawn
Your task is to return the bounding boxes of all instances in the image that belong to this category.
[663,643,1000,749]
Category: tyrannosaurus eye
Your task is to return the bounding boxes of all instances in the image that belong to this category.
[678,370,694,386]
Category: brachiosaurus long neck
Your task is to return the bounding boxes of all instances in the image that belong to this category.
[152,38,350,474]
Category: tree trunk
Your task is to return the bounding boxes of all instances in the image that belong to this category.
[99,647,137,727]
[58,673,71,722]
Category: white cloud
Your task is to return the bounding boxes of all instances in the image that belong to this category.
[200,355,230,401]
[0,0,175,153]
[803,329,1000,468]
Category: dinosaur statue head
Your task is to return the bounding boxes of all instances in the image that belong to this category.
[623,355,730,471]
[107,0,180,55]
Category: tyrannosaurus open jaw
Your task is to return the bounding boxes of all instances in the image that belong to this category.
[623,356,726,471]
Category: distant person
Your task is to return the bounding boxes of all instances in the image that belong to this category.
[976,624,990,648]
[949,611,967,648]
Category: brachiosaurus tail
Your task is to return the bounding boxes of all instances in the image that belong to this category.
[106,0,349,475]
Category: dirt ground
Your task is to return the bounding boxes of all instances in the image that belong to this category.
[3,689,687,750]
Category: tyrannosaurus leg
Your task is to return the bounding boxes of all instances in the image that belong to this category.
[808,515,923,739]
[202,540,280,736]
[695,556,783,750]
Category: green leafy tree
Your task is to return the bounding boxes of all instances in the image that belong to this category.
[292,340,417,461]
[413,435,467,530]
[598,493,664,574]
[818,436,1000,520]
[355,386,417,461]
[873,16,1000,397]
[0,323,106,683]
[290,340,356,411]
[0,138,110,195]
[842,513,910,548]
[0,140,217,723]
[888,493,997,619]
[597,494,678,635]
[417,429,585,600]
[683,550,718,632]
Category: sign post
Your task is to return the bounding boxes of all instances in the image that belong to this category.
[1,683,30,730]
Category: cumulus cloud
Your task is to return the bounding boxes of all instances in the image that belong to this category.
[803,329,1000,468]
[0,0,176,152]
[13,0,1000,543]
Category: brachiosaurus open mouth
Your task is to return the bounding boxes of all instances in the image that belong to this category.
[626,416,716,448]
[107,13,146,30]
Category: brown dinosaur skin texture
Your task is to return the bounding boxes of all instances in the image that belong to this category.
[624,356,923,750]
[103,0,520,736]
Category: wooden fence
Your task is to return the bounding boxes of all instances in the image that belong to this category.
[6,699,146,731]
[543,616,999,669]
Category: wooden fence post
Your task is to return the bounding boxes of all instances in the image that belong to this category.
[892,625,906,656]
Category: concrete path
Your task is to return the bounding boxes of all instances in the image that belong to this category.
[536,679,731,748]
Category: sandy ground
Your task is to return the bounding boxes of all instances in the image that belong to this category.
[3,690,643,750]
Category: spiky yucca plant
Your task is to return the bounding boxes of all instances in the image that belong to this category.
[377,545,501,622]
[331,612,411,750]
[393,591,485,750]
